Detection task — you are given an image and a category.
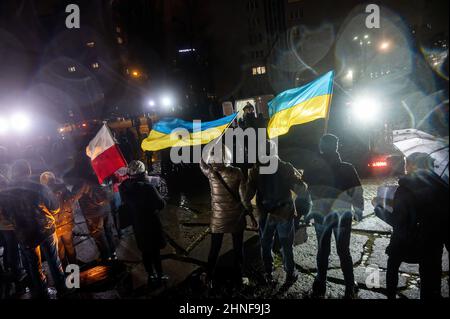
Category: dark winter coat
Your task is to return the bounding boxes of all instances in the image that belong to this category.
[119,174,166,250]
[77,181,111,219]
[385,169,449,260]
[4,178,59,248]
[307,152,363,217]
[245,158,307,221]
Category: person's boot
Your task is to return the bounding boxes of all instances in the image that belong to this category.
[285,271,299,286]
[344,281,359,299]
[158,273,169,282]
[311,278,326,299]
[147,273,158,289]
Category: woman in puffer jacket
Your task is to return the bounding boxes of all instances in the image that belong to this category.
[200,144,257,288]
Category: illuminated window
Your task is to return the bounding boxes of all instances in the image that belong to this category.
[252,66,266,75]
[68,66,76,72]
[86,41,95,47]
[117,37,123,44]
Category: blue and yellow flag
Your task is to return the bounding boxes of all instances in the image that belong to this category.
[267,71,334,139]
[141,113,237,151]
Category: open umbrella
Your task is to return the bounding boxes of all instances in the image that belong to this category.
[393,128,449,183]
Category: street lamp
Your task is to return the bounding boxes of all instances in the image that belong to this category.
[131,69,141,78]
[379,41,390,51]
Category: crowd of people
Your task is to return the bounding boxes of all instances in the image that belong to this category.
[0,105,448,300]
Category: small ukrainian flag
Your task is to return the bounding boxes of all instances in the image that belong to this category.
[267,71,334,139]
[141,113,237,151]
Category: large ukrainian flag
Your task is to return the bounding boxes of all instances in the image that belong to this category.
[267,71,334,139]
[141,113,237,151]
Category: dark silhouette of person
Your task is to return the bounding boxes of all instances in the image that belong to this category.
[306,134,364,299]
[374,152,449,299]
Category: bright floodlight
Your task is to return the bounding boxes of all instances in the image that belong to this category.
[148,100,155,107]
[10,113,31,133]
[161,95,173,108]
[345,70,353,81]
[351,96,379,122]
[0,117,9,134]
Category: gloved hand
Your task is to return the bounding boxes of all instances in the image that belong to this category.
[353,208,363,222]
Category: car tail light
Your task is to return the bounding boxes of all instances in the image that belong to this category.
[368,161,388,168]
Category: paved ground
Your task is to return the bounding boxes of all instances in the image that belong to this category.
[71,176,449,299]
[2,176,448,299]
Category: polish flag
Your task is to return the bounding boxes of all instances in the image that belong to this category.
[86,124,127,184]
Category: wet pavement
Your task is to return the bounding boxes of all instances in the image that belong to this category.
[3,176,448,299]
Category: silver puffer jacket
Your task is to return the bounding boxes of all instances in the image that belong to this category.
[200,160,246,234]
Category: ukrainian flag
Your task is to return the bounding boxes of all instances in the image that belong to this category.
[267,71,334,139]
[141,113,237,151]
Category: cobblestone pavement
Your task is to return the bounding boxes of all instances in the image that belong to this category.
[116,176,448,299]
[8,176,446,299]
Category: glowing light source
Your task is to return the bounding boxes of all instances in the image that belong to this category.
[379,41,390,51]
[131,70,140,78]
[364,34,369,39]
[148,100,155,107]
[0,117,9,134]
[351,95,379,122]
[10,113,31,133]
[161,95,173,108]
[178,48,196,53]
[345,69,353,81]
[368,161,388,168]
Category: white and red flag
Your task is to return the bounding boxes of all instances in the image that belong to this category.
[86,124,127,184]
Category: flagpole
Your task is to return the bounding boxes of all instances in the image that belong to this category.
[211,111,240,146]
[323,95,332,134]
[103,120,128,165]
[323,72,335,134]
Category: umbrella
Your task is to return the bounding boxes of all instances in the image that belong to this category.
[393,128,449,183]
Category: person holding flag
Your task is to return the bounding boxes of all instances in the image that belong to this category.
[82,123,128,262]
